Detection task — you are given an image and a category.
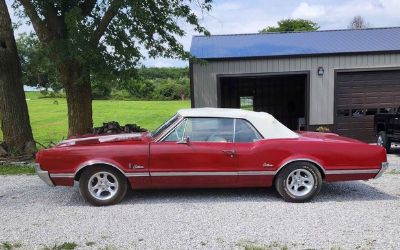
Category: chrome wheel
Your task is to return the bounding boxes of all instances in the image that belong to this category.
[286,169,315,197]
[377,135,384,146]
[88,172,119,201]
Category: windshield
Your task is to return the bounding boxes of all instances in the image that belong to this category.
[151,114,180,138]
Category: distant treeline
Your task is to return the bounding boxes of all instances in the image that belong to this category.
[17,33,189,101]
[38,67,190,101]
[92,67,190,100]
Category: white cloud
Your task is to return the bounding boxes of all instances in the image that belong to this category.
[216,3,242,11]
[291,2,326,19]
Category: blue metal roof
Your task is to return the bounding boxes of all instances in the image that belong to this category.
[190,27,400,59]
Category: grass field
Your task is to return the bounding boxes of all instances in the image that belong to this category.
[0,92,190,145]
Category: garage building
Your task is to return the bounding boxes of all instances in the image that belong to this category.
[189,27,400,142]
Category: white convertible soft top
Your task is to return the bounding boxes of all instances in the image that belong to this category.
[177,108,299,139]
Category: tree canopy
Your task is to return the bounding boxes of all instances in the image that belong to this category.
[13,0,212,136]
[260,19,319,33]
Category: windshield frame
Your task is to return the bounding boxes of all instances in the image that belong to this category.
[151,114,182,140]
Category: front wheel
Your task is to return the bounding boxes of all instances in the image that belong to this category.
[275,162,322,203]
[79,166,127,206]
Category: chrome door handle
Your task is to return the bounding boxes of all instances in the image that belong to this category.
[222,149,236,157]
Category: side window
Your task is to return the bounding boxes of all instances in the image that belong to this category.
[163,119,187,142]
[185,118,234,142]
[234,119,262,143]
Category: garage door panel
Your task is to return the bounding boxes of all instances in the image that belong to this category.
[335,70,400,142]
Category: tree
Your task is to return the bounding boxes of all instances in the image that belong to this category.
[16,32,61,91]
[13,0,212,136]
[0,0,35,155]
[260,18,319,32]
[348,15,370,29]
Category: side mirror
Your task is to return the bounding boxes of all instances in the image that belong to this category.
[177,136,190,144]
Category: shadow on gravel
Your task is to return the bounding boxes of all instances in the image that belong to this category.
[116,180,398,205]
[315,181,398,202]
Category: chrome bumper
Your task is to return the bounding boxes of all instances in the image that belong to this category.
[374,162,389,179]
[34,164,55,187]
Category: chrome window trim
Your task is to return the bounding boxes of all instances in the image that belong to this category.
[233,118,263,143]
[161,118,188,142]
[160,117,235,143]
[155,116,185,142]
[233,118,237,143]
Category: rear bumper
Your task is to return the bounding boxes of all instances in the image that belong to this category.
[374,162,389,179]
[34,164,55,187]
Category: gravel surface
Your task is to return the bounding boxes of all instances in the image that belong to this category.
[1,155,400,250]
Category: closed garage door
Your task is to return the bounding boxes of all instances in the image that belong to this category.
[335,69,400,142]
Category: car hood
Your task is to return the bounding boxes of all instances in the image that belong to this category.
[297,131,364,144]
[56,133,147,147]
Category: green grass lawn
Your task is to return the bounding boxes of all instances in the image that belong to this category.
[0,165,35,175]
[1,92,190,145]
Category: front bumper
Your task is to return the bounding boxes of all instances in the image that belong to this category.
[374,162,389,179]
[34,164,55,187]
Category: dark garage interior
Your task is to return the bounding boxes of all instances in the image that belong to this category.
[219,74,308,130]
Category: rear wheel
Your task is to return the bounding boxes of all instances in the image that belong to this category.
[377,131,391,152]
[275,162,322,203]
[79,166,127,206]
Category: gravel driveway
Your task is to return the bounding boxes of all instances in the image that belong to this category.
[1,155,400,250]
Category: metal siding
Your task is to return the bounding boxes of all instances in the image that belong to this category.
[192,53,400,125]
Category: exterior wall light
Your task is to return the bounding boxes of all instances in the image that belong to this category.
[317,67,324,76]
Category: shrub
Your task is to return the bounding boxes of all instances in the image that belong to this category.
[154,82,188,100]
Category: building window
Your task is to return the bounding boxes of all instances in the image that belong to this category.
[240,96,254,111]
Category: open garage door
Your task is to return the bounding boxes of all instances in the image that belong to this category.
[335,69,400,142]
[219,73,308,131]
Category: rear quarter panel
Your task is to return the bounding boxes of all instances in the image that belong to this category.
[250,137,386,182]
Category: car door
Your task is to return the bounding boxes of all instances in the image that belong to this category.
[233,119,273,187]
[149,117,238,188]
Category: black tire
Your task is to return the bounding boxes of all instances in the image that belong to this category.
[377,131,391,152]
[79,166,127,206]
[275,162,322,203]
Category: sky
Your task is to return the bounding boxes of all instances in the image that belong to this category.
[6,0,400,68]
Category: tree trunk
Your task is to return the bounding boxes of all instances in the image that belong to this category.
[59,63,93,137]
[0,0,35,155]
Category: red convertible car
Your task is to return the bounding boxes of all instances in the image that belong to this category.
[35,108,388,206]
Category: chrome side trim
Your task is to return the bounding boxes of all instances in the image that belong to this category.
[325,169,380,175]
[50,173,75,178]
[35,164,55,187]
[74,160,127,178]
[238,171,276,175]
[278,158,327,173]
[126,172,150,177]
[46,168,382,179]
[151,171,237,176]
[374,162,388,179]
[151,171,276,177]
